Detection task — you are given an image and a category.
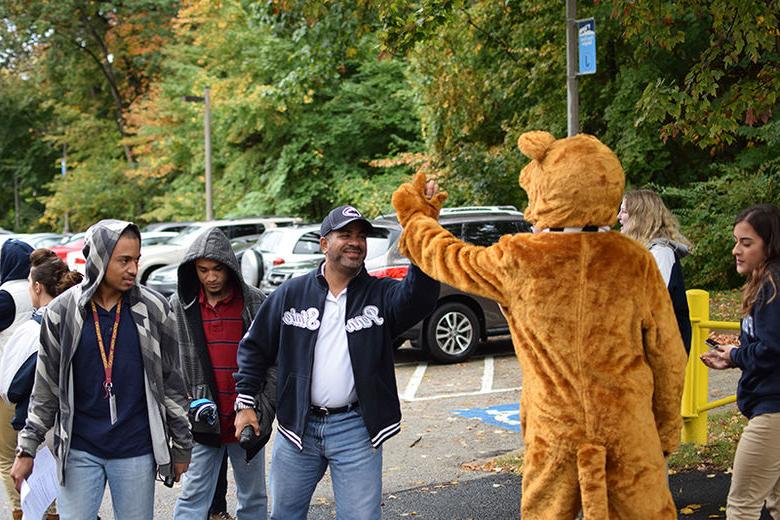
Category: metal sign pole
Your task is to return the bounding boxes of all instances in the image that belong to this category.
[204,86,213,221]
[566,0,579,137]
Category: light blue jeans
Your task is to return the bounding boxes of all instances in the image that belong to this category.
[270,409,382,520]
[58,449,155,520]
[173,442,267,520]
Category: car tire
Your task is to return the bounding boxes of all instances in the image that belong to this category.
[241,250,265,287]
[140,265,162,285]
[423,302,480,363]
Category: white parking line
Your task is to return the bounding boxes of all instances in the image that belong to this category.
[481,356,494,393]
[402,386,521,402]
[402,362,428,401]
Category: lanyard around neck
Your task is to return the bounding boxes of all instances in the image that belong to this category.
[90,299,122,397]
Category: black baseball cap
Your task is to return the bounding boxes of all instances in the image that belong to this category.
[320,205,375,237]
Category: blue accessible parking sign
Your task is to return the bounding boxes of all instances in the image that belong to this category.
[451,403,521,433]
[577,18,596,75]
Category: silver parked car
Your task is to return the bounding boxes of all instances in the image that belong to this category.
[138,217,299,284]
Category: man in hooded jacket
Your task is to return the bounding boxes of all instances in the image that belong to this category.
[10,220,192,520]
[171,228,275,520]
[0,239,33,518]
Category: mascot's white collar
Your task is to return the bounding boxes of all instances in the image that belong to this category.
[532,226,611,234]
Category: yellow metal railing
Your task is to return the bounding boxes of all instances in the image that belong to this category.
[681,289,740,445]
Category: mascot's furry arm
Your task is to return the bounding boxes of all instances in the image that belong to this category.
[642,260,686,455]
[391,172,510,307]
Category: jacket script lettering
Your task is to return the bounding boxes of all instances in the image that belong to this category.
[345,305,384,332]
[282,307,321,330]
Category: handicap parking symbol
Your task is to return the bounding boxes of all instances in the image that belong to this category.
[451,403,521,432]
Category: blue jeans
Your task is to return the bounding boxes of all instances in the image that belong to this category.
[58,449,155,520]
[173,442,267,520]
[270,409,382,520]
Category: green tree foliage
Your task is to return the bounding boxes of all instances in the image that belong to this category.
[377,0,780,287]
[128,0,424,221]
[1,0,778,290]
[0,72,58,231]
[0,0,179,228]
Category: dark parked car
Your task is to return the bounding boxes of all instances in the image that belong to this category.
[260,206,531,363]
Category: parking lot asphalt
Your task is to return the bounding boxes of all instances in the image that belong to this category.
[309,470,772,519]
[1,338,746,519]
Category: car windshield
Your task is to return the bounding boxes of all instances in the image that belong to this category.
[168,225,207,246]
[366,230,391,260]
[255,229,285,253]
[64,233,85,245]
[257,226,390,259]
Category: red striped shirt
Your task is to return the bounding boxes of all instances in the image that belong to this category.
[199,286,244,443]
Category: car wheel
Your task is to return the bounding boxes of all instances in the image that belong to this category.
[140,265,161,285]
[241,250,265,287]
[423,302,480,363]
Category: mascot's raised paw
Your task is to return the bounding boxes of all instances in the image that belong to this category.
[392,172,448,226]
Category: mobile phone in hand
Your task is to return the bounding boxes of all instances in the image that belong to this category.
[705,338,720,349]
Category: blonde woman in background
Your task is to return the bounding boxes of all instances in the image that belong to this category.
[618,189,693,354]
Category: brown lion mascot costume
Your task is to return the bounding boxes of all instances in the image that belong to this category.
[392,131,687,519]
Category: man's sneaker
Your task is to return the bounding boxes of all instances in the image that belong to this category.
[209,513,235,520]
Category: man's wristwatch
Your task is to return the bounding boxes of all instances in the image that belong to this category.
[234,393,256,412]
[15,446,34,459]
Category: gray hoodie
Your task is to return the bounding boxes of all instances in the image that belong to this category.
[169,227,275,459]
[18,219,193,483]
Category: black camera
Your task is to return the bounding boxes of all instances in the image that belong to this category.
[239,425,259,450]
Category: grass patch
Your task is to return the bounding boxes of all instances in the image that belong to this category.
[462,450,523,475]
[708,289,742,322]
[464,409,745,475]
[668,409,746,473]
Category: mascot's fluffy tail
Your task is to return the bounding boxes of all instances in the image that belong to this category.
[577,444,608,519]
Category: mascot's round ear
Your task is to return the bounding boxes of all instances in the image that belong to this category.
[517,131,556,161]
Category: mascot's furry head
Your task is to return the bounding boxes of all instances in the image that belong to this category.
[517,131,625,230]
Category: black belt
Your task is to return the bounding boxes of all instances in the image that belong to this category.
[310,402,359,416]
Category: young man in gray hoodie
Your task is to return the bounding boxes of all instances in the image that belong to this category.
[171,228,275,520]
[11,220,192,520]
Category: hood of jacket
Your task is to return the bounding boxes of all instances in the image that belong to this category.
[649,238,691,259]
[0,239,33,285]
[78,219,141,309]
[177,227,245,305]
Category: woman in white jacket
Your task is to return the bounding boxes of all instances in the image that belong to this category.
[0,249,81,520]
[1,249,83,427]
[618,189,693,354]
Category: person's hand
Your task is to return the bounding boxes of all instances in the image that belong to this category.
[10,455,34,492]
[424,178,440,201]
[391,172,448,226]
[173,461,189,482]
[700,345,737,370]
[234,408,260,439]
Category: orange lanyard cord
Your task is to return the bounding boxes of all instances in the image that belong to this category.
[90,298,121,389]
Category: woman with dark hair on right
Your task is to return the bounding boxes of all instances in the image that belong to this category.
[701,204,780,519]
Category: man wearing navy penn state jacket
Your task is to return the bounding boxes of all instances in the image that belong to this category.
[234,204,439,520]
